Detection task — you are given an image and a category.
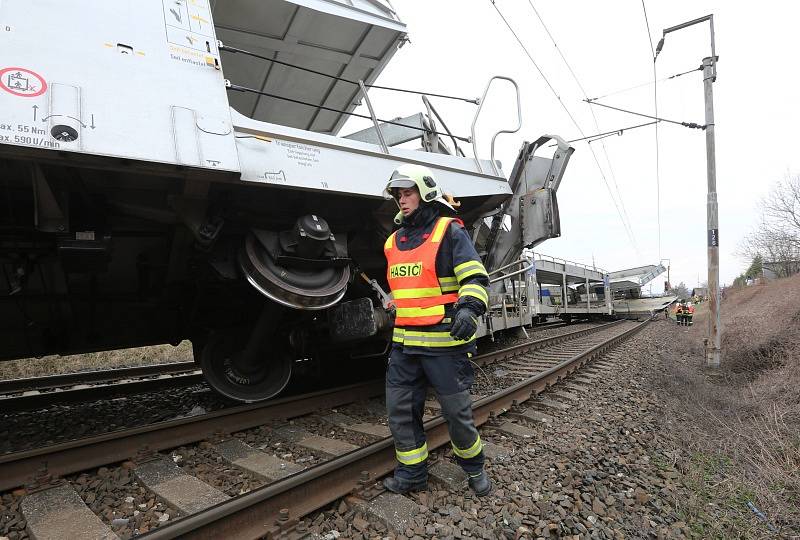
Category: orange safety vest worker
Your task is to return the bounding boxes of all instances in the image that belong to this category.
[384,217,460,326]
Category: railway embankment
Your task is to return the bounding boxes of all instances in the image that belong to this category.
[655,274,800,537]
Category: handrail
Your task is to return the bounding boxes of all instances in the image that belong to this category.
[490,253,610,281]
[489,265,532,285]
[470,76,522,176]
[358,80,389,153]
[532,252,608,275]
[488,258,530,277]
[488,258,534,285]
[421,95,465,157]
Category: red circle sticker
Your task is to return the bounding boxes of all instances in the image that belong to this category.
[0,67,47,97]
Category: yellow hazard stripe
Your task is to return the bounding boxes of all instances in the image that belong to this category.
[458,284,488,306]
[431,217,452,243]
[396,443,428,465]
[395,305,445,318]
[402,337,476,347]
[399,329,476,347]
[454,260,488,281]
[392,287,443,300]
[438,276,459,292]
[401,330,459,338]
[452,436,483,459]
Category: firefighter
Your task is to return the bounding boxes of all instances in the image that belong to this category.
[675,303,684,325]
[381,164,492,496]
[686,302,695,326]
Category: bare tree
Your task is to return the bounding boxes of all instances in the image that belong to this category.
[764,173,800,235]
[738,174,800,278]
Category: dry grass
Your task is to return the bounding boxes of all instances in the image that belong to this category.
[0,341,194,381]
[658,275,800,537]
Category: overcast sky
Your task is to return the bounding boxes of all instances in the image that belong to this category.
[342,0,800,291]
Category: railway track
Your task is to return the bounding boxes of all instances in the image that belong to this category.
[0,319,579,415]
[0,362,202,413]
[1,319,647,540]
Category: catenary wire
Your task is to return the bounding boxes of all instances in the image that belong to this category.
[586,66,701,102]
[586,131,626,144]
[526,0,638,258]
[490,0,642,258]
[641,0,662,260]
[219,44,480,104]
[585,100,705,129]
[225,82,473,142]
[563,120,659,144]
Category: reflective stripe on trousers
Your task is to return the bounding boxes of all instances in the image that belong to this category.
[452,435,483,459]
[395,442,428,465]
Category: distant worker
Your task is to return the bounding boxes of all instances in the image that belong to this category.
[685,303,695,326]
[381,164,492,496]
[675,303,684,326]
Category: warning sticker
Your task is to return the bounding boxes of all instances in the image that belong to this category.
[0,67,47,97]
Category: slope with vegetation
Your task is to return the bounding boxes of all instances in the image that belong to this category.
[657,274,800,537]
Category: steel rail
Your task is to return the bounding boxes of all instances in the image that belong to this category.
[0,321,616,491]
[0,372,205,413]
[0,320,577,409]
[0,319,596,412]
[142,320,649,540]
[0,361,197,394]
[0,381,384,491]
[474,319,623,367]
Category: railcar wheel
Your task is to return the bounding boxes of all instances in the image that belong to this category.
[200,329,293,402]
[238,223,350,310]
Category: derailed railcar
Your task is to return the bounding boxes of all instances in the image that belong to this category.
[0,0,573,401]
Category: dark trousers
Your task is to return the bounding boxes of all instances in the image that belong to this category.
[385,347,485,482]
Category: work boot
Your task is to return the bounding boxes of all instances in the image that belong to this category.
[468,470,492,497]
[383,476,428,494]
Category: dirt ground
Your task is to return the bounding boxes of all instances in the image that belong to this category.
[656,274,800,538]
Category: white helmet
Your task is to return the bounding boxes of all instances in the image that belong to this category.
[384,164,456,219]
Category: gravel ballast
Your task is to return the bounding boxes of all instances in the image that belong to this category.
[302,320,708,539]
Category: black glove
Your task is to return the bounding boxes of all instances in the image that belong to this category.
[450,306,478,340]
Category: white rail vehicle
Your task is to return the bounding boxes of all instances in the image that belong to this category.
[0,0,594,401]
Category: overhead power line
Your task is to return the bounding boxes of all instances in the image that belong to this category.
[525,1,589,98]
[641,0,656,58]
[489,0,642,258]
[584,100,705,129]
[565,121,659,144]
[548,120,659,147]
[641,0,662,260]
[526,0,637,258]
[586,66,701,102]
[219,44,480,104]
